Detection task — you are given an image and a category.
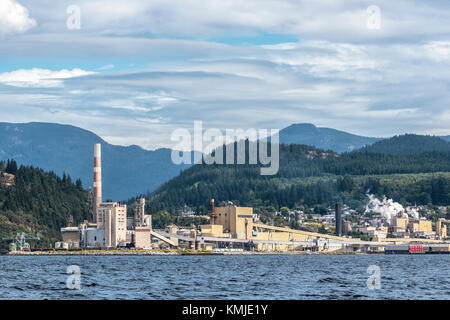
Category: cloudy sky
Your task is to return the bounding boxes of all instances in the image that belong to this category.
[0,0,449,149]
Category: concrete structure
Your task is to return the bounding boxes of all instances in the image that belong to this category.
[134,198,146,226]
[60,221,104,248]
[97,202,127,248]
[418,220,432,233]
[86,228,105,248]
[61,227,80,243]
[200,224,229,238]
[392,217,408,233]
[135,227,152,249]
[214,205,253,239]
[358,226,388,239]
[127,217,134,229]
[129,197,155,248]
[408,221,420,233]
[436,218,449,239]
[56,144,177,250]
[342,220,352,234]
[61,227,82,248]
[161,200,444,252]
[198,200,366,251]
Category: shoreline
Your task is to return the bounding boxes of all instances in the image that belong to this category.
[2,249,364,256]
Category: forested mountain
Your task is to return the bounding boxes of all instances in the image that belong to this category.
[1,122,448,202]
[146,141,450,215]
[357,134,450,155]
[279,123,382,153]
[0,122,191,200]
[278,124,450,153]
[0,160,91,248]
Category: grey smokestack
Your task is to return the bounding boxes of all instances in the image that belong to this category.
[209,199,216,224]
[335,203,342,236]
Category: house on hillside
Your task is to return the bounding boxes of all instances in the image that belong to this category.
[0,171,15,187]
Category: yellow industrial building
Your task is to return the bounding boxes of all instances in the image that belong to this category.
[195,202,446,252]
[199,203,362,251]
[201,206,253,239]
[391,216,433,236]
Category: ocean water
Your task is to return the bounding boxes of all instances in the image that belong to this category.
[0,254,449,300]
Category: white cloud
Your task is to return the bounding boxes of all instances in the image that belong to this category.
[0,0,36,36]
[96,64,115,71]
[0,1,450,148]
[424,41,450,62]
[0,68,95,87]
[18,0,450,43]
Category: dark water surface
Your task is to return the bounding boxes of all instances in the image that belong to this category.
[0,255,449,299]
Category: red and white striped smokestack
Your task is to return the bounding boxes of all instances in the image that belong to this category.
[93,143,102,222]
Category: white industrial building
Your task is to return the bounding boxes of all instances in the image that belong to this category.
[59,143,154,249]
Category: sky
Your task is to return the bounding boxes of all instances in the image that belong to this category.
[0,0,449,150]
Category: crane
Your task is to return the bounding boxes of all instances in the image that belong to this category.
[2,232,40,251]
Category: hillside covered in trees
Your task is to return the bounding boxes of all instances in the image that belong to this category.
[0,122,191,200]
[146,141,450,215]
[279,123,381,152]
[0,160,91,248]
[357,134,450,155]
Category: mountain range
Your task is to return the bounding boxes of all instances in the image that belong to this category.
[147,140,450,215]
[278,123,450,152]
[0,122,191,200]
[358,134,450,154]
[0,122,449,200]
[279,123,382,152]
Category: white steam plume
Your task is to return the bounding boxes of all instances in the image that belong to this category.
[365,194,405,222]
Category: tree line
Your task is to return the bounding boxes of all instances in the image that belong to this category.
[0,160,91,248]
[146,142,450,215]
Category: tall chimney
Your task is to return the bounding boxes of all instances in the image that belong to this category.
[93,143,102,223]
[335,202,342,236]
[209,199,216,224]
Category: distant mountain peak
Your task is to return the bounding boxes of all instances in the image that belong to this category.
[0,122,191,200]
[288,123,317,129]
[358,133,450,155]
[279,123,381,153]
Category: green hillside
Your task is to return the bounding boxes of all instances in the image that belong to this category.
[0,122,192,200]
[147,142,450,215]
[0,160,91,249]
[279,123,381,152]
[357,134,450,154]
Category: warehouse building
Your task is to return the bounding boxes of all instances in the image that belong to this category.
[198,200,348,252]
